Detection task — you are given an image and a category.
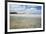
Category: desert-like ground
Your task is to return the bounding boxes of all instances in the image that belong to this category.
[10,14,41,29]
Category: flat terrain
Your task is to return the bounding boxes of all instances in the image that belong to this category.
[10,14,41,29]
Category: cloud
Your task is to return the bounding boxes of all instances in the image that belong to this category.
[10,4,41,14]
[24,7,41,14]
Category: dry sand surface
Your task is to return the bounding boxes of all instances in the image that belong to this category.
[10,15,41,29]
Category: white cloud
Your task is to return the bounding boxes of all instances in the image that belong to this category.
[10,5,41,14]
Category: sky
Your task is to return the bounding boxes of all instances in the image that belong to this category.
[9,4,41,14]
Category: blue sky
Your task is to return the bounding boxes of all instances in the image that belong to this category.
[9,4,41,14]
